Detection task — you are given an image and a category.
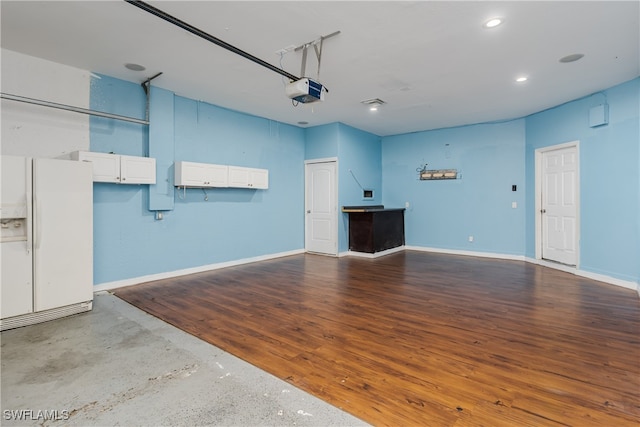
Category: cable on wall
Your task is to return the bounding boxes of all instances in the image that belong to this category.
[349,169,365,190]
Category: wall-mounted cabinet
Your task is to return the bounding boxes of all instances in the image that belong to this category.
[71,151,156,184]
[228,166,269,189]
[175,161,268,190]
[175,161,228,188]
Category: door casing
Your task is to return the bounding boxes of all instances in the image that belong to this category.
[304,158,338,256]
[535,141,580,266]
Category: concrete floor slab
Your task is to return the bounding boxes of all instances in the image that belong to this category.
[1,293,369,427]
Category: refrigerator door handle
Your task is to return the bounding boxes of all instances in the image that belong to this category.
[34,195,42,250]
[25,194,32,255]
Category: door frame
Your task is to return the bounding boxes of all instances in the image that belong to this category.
[304,157,338,256]
[534,141,580,266]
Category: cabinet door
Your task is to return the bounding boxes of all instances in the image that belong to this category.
[73,151,120,183]
[249,168,269,189]
[120,155,156,184]
[175,161,206,187]
[228,166,251,188]
[228,166,268,189]
[175,161,228,187]
[204,164,229,187]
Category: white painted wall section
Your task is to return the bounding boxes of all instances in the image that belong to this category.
[1,49,91,158]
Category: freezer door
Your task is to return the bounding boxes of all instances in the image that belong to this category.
[1,156,31,219]
[1,241,34,318]
[33,159,93,312]
[1,156,33,319]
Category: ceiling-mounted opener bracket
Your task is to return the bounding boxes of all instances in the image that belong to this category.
[141,72,163,121]
[295,31,340,83]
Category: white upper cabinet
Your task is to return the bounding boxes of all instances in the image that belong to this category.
[71,151,156,184]
[249,168,269,189]
[175,161,268,189]
[120,155,156,184]
[228,166,269,189]
[174,161,228,188]
[72,151,120,183]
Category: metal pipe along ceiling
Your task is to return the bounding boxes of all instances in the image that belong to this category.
[124,0,300,82]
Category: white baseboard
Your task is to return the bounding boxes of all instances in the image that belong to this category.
[403,246,638,294]
[93,249,305,292]
[526,257,639,293]
[343,245,406,259]
[405,245,526,262]
[94,246,638,297]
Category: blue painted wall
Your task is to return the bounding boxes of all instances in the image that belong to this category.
[337,124,382,252]
[148,86,175,211]
[381,120,526,256]
[525,78,640,283]
[90,75,305,284]
[304,123,381,252]
[90,74,148,156]
[90,73,638,287]
[304,123,339,160]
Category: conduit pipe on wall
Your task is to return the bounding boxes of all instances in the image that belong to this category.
[0,92,149,125]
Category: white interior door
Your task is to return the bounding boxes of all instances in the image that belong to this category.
[33,159,93,311]
[305,160,337,255]
[540,145,579,266]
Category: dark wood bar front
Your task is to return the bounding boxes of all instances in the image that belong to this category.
[342,205,405,253]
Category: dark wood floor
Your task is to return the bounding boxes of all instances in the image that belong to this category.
[116,251,640,426]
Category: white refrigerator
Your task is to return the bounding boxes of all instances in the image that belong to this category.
[1,156,93,330]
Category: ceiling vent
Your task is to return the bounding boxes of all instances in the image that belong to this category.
[361,98,386,111]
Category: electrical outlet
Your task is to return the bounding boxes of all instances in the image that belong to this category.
[468,235,474,242]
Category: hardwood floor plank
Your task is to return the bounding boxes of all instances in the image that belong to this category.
[116,251,640,426]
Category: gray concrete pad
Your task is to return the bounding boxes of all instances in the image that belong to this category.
[1,292,369,426]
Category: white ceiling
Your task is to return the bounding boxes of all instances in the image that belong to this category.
[1,1,638,136]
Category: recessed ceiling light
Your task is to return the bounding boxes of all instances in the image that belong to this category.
[297,121,309,125]
[559,53,585,63]
[515,76,528,83]
[483,17,504,29]
[125,63,146,71]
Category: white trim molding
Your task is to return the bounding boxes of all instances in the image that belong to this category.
[93,249,305,292]
[304,156,338,165]
[343,245,406,259]
[94,246,638,297]
[405,245,525,261]
[526,257,639,293]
